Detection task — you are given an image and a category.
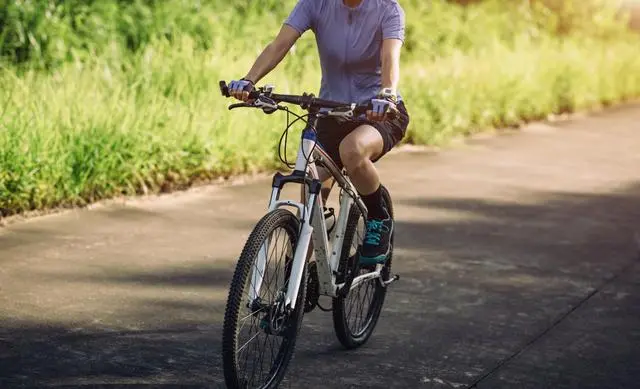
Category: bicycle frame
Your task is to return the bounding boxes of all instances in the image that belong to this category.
[248,112,384,311]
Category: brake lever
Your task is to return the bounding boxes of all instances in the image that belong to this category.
[228,102,254,110]
[228,97,281,114]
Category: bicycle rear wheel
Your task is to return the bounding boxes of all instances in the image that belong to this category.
[222,208,307,389]
[332,185,395,349]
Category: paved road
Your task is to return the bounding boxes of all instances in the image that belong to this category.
[1,104,639,388]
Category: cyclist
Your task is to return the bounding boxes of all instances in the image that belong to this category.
[227,0,410,265]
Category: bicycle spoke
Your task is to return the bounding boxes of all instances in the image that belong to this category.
[343,269,378,336]
[237,331,261,354]
[239,306,266,323]
[258,327,271,382]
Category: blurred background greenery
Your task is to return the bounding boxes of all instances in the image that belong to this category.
[1,0,639,216]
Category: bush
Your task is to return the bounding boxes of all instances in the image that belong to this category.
[1,0,639,216]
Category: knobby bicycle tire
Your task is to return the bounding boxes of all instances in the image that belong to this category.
[222,208,307,389]
[332,185,395,349]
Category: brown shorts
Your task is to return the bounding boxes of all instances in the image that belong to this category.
[314,101,410,169]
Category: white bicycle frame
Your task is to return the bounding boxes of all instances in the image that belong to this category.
[248,121,385,311]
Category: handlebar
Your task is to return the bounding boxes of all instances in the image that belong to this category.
[219,80,397,120]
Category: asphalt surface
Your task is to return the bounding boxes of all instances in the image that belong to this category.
[1,104,639,388]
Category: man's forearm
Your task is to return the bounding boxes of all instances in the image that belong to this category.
[381,57,399,94]
[380,39,402,95]
[244,42,289,84]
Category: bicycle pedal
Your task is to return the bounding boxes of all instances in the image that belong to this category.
[383,274,400,286]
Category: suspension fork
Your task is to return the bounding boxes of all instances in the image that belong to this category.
[250,117,325,309]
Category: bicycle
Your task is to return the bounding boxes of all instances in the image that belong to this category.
[219,80,400,389]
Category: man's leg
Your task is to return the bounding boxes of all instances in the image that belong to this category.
[338,124,393,265]
[299,166,334,205]
[316,166,335,203]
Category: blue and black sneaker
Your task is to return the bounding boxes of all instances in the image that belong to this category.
[359,212,394,266]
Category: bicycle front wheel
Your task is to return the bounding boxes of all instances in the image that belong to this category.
[222,208,307,389]
[332,185,395,349]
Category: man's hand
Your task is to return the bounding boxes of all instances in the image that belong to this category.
[366,94,398,122]
[229,78,255,102]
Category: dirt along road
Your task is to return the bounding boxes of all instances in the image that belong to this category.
[1,104,639,388]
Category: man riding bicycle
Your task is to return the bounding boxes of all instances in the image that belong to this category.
[227,0,410,265]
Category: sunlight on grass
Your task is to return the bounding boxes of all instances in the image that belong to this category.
[1,0,639,215]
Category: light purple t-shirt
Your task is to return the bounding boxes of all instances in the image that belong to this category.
[284,0,405,105]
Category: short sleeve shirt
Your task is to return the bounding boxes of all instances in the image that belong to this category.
[284,0,405,105]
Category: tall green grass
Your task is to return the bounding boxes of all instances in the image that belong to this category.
[1,0,639,216]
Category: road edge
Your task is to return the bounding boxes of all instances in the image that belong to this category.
[2,100,639,228]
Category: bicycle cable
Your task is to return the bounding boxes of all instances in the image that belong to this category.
[275,106,320,224]
[277,107,312,169]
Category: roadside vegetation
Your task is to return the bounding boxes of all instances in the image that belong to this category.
[1,0,639,216]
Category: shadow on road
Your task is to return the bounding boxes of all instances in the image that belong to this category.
[59,262,237,289]
[1,183,639,388]
[0,322,223,388]
[394,181,640,277]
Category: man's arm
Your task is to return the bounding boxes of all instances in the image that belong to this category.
[231,25,301,101]
[243,25,301,84]
[380,38,403,96]
[245,24,300,84]
[367,38,403,121]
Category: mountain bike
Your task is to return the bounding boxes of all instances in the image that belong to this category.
[219,81,400,389]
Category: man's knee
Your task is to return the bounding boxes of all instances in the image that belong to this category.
[339,136,367,169]
[340,125,383,167]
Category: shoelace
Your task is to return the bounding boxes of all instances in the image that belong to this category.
[364,219,388,245]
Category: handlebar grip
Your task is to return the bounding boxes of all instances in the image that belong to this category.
[219,80,230,97]
[220,80,262,100]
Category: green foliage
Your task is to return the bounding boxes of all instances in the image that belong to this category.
[0,0,295,68]
[527,0,634,38]
[1,0,632,69]
[1,0,639,216]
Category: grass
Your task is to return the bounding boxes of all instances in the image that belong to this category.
[1,0,640,216]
